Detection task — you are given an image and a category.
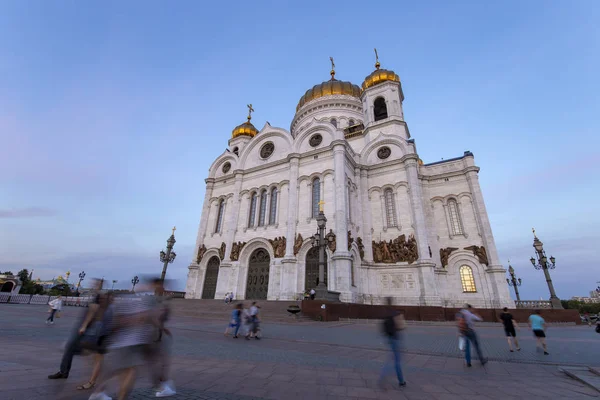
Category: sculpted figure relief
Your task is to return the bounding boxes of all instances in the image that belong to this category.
[465,245,489,266]
[230,241,247,261]
[439,247,459,268]
[356,237,365,259]
[347,231,354,251]
[293,233,303,256]
[218,242,226,260]
[269,236,287,258]
[372,234,419,264]
[325,229,336,253]
[196,244,207,264]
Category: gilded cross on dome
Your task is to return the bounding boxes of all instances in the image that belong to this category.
[247,104,254,122]
[318,200,325,212]
[329,57,335,80]
[172,226,176,236]
[374,48,380,69]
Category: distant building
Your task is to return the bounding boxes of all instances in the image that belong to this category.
[0,274,22,294]
[571,296,600,304]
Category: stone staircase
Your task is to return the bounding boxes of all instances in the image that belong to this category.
[170,299,312,324]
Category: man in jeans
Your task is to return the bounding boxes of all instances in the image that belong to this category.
[379,297,406,388]
[457,304,487,367]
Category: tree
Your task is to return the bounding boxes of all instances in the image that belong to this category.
[17,269,30,285]
[49,283,73,296]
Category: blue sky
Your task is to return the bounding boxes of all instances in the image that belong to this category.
[1,1,598,299]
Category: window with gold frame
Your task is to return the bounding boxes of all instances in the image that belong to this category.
[460,265,477,293]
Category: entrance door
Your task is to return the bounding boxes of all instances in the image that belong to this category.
[201,256,220,299]
[305,247,327,291]
[245,248,270,300]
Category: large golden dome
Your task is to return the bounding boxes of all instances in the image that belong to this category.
[232,104,258,138]
[296,67,361,111]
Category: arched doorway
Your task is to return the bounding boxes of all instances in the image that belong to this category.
[245,248,270,300]
[305,247,327,291]
[201,256,220,299]
[1,281,14,293]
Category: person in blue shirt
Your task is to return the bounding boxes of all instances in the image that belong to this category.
[528,310,549,355]
[224,303,243,338]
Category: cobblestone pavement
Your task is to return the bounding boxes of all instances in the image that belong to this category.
[1,304,599,400]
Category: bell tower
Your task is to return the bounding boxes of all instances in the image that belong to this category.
[360,49,409,139]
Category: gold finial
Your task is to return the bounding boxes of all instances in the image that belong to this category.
[329,56,335,80]
[532,228,537,239]
[374,48,380,69]
[172,226,176,236]
[318,200,325,212]
[246,104,254,122]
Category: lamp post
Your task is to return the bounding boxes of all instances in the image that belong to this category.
[159,226,177,282]
[309,201,329,300]
[76,271,86,296]
[131,276,139,292]
[111,280,117,291]
[529,228,562,309]
[506,262,522,302]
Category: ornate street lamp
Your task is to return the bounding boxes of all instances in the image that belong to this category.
[111,280,117,291]
[506,261,522,303]
[131,275,139,292]
[159,226,177,282]
[76,271,86,296]
[309,201,329,300]
[529,228,562,309]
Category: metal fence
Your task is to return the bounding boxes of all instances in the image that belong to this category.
[0,294,92,307]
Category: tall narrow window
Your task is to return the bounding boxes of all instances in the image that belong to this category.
[215,199,225,233]
[347,184,352,222]
[374,97,388,121]
[351,255,356,287]
[448,199,463,235]
[269,187,278,225]
[460,266,477,293]
[348,119,355,126]
[384,189,398,228]
[248,192,257,227]
[312,178,321,218]
[258,190,267,226]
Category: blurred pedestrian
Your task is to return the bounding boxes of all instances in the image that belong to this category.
[224,303,243,338]
[150,278,176,398]
[528,310,549,355]
[245,302,260,340]
[378,297,406,388]
[47,295,63,325]
[456,304,487,367]
[499,307,520,352]
[310,289,315,300]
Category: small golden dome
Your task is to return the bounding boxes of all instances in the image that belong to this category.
[418,159,424,166]
[362,67,400,91]
[296,79,361,111]
[232,104,258,138]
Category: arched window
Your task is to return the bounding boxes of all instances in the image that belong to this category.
[447,199,463,235]
[349,119,355,126]
[384,189,398,228]
[374,97,388,121]
[258,190,267,226]
[248,192,257,227]
[312,178,321,218]
[215,199,225,233]
[460,266,477,293]
[330,118,337,128]
[269,187,278,225]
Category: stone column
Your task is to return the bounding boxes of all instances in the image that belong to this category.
[224,172,244,261]
[405,157,439,306]
[284,155,300,258]
[331,142,352,299]
[360,169,374,261]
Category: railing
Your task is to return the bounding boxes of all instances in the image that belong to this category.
[0,294,92,307]
[515,300,552,309]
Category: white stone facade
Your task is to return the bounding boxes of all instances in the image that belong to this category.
[185,66,513,309]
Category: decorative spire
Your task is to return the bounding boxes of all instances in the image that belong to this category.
[374,48,380,69]
[172,226,176,236]
[329,56,335,80]
[532,227,537,239]
[246,104,254,122]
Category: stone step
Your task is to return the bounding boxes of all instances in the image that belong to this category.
[559,366,600,393]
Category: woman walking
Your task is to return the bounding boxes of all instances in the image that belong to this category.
[46,295,63,324]
[224,304,243,338]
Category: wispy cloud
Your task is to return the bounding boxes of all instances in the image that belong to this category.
[0,207,57,218]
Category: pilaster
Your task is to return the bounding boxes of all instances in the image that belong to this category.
[284,156,300,258]
[224,172,244,261]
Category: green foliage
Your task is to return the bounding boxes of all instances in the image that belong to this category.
[21,282,45,295]
[49,283,73,296]
[17,269,30,285]
[562,300,600,314]
[1,271,14,275]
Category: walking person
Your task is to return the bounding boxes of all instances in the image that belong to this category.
[47,295,63,324]
[499,307,520,352]
[528,310,549,355]
[456,304,487,367]
[245,302,260,340]
[150,278,176,398]
[224,303,243,338]
[378,297,406,388]
[309,288,316,300]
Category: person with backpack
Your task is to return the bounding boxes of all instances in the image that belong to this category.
[378,297,406,388]
[456,304,487,367]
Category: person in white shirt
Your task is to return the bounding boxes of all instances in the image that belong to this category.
[310,289,316,300]
[245,302,260,340]
[47,295,63,324]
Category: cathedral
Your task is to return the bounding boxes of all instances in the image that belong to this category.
[185,53,513,308]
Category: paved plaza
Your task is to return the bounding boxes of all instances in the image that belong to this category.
[1,304,599,399]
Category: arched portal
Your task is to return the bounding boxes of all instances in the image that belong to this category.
[245,248,270,300]
[201,256,220,299]
[305,247,327,291]
[1,281,14,292]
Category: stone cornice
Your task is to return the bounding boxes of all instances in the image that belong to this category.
[363,118,411,138]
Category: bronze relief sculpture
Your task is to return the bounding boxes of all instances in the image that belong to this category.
[218,242,226,260]
[347,230,354,251]
[439,247,459,268]
[356,237,365,259]
[325,229,336,253]
[196,244,207,264]
[268,236,287,258]
[230,241,246,261]
[293,233,303,256]
[372,234,418,264]
[465,245,489,266]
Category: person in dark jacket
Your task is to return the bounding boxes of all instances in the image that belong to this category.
[379,297,406,388]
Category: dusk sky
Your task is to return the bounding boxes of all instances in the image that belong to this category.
[1,1,598,299]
